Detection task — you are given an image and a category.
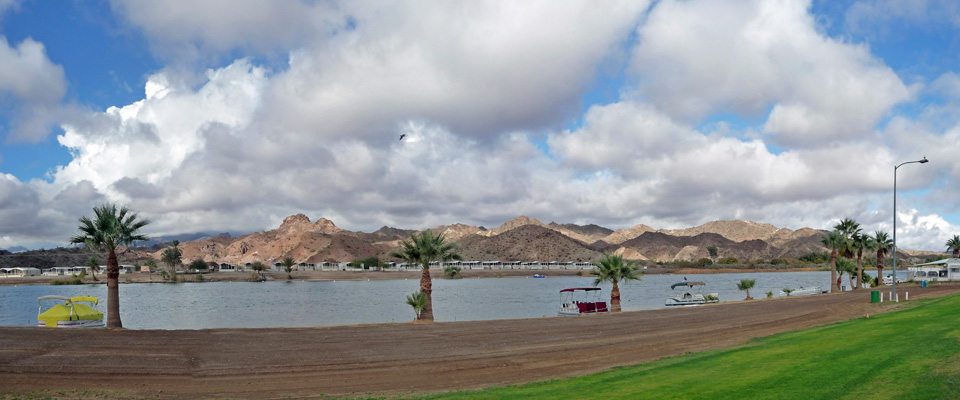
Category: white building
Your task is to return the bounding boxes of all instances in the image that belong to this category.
[908,258,960,282]
[44,266,91,276]
[1,267,41,277]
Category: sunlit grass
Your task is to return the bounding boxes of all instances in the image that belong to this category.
[414,295,960,400]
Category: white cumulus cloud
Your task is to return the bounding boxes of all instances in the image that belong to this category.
[0,36,67,142]
[630,0,910,147]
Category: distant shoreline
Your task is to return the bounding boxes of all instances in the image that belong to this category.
[0,265,835,286]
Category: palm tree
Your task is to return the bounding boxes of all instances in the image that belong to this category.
[782,288,794,296]
[405,291,427,320]
[736,278,756,300]
[833,218,861,262]
[851,232,873,290]
[85,256,100,281]
[873,231,892,286]
[69,203,150,328]
[389,230,462,322]
[160,240,182,282]
[837,258,856,290]
[142,259,157,282]
[946,235,960,258]
[821,230,846,292]
[281,257,296,280]
[592,253,641,312]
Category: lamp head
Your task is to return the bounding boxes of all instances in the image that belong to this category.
[920,156,929,164]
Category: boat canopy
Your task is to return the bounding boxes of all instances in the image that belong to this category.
[671,282,706,289]
[559,287,602,293]
[37,295,71,304]
[37,296,99,305]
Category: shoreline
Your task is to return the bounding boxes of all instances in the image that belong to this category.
[2,283,955,399]
[0,266,831,286]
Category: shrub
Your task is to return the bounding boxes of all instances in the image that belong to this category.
[51,275,83,285]
[695,258,713,267]
[717,257,738,264]
[443,266,462,279]
[799,252,829,264]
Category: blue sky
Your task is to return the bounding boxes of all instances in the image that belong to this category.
[1,0,959,252]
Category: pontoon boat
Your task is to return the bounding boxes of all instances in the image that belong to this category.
[558,287,609,316]
[665,281,719,307]
[37,295,105,328]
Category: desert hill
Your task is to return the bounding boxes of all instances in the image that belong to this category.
[611,232,776,262]
[456,225,602,262]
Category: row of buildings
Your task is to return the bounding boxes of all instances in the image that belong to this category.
[218,260,599,272]
[0,260,599,277]
[8,258,957,280]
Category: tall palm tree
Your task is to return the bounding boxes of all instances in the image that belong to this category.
[69,203,150,328]
[592,253,641,312]
[873,231,893,286]
[834,218,861,258]
[851,232,873,290]
[389,230,462,322]
[160,240,182,282]
[821,230,845,292]
[736,278,756,300]
[946,235,960,258]
[281,257,296,280]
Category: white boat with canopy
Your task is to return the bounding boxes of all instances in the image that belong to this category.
[665,281,719,307]
[558,287,610,316]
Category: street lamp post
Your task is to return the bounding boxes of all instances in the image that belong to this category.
[892,156,929,301]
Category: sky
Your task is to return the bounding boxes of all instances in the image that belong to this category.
[1,0,959,252]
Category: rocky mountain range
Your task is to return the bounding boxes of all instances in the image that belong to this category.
[158,214,836,265]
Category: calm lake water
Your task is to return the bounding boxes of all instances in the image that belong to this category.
[0,270,901,329]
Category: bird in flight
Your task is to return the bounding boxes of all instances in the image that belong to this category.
[399,134,406,141]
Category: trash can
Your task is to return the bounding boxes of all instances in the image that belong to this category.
[921,280,928,288]
[871,290,880,303]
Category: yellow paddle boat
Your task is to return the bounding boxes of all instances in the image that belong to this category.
[37,295,105,328]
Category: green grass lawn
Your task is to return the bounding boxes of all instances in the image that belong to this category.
[414,294,960,400]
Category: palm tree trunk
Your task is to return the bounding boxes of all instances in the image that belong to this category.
[876,251,885,286]
[831,250,838,292]
[419,263,434,322]
[855,251,863,290]
[106,250,122,328]
[610,281,621,312]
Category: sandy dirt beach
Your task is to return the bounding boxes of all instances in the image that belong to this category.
[1,283,955,399]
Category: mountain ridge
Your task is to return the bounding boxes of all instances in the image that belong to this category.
[156,215,833,265]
